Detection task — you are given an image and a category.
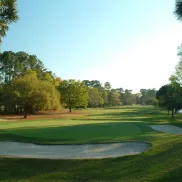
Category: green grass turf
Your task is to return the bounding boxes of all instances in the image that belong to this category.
[0,106,182,181]
[4,122,154,144]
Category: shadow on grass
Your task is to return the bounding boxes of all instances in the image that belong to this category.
[87,107,177,123]
[103,106,154,110]
[89,108,164,117]
[153,165,182,182]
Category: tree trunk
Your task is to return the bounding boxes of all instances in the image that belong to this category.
[69,106,72,112]
[172,109,174,118]
[24,111,27,118]
[24,102,28,118]
[175,108,177,114]
[16,107,19,115]
[5,106,8,114]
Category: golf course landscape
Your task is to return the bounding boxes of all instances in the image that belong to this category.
[0,106,182,181]
[2,0,182,181]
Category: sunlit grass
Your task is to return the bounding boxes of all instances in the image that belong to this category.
[0,106,182,181]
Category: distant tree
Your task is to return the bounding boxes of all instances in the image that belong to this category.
[152,98,158,107]
[125,94,136,106]
[174,0,182,21]
[90,80,102,89]
[156,84,182,118]
[121,89,136,105]
[104,82,111,90]
[116,88,124,93]
[101,90,108,106]
[0,51,57,84]
[135,93,141,104]
[108,90,120,106]
[88,88,104,107]
[59,80,88,112]
[140,89,156,105]
[0,0,18,43]
[82,80,91,87]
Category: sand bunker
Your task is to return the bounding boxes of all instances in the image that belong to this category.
[0,141,151,159]
[150,125,182,134]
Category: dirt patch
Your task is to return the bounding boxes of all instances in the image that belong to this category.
[0,110,88,121]
[150,125,182,134]
[0,141,151,159]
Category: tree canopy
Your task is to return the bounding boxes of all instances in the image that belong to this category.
[88,87,104,107]
[5,73,61,118]
[0,51,60,86]
[104,82,111,90]
[0,51,61,117]
[59,80,88,112]
[0,0,18,43]
[174,0,182,21]
[140,89,156,105]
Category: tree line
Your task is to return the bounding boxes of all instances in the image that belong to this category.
[2,0,182,118]
[0,51,157,117]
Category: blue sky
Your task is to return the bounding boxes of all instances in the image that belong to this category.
[2,0,182,93]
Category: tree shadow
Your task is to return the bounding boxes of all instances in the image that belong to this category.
[86,107,175,123]
[152,165,182,182]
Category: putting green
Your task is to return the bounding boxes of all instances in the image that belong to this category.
[6,121,146,143]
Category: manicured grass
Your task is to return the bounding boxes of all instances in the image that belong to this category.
[0,106,182,181]
[4,122,153,144]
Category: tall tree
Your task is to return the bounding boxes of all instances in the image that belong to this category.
[59,80,88,112]
[115,88,124,93]
[104,82,111,90]
[174,0,182,21]
[140,89,156,105]
[90,80,102,89]
[121,89,136,105]
[156,84,182,118]
[82,80,91,87]
[0,0,18,43]
[108,90,120,106]
[168,45,182,87]
[0,51,58,84]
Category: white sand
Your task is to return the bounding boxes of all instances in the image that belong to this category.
[0,141,150,159]
[150,125,182,134]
